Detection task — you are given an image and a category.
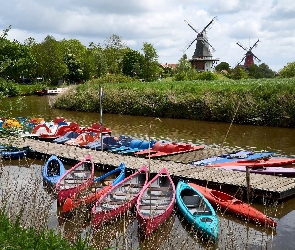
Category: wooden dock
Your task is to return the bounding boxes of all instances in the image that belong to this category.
[2,138,295,200]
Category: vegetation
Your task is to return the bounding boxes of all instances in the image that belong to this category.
[54,78,295,128]
[0,209,92,250]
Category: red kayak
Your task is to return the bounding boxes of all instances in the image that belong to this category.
[189,183,277,228]
[136,168,176,238]
[205,157,295,167]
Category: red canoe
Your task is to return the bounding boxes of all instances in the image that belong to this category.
[62,162,126,216]
[136,168,176,238]
[56,154,94,206]
[91,165,148,229]
[189,183,277,228]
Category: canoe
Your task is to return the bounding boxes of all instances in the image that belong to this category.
[217,165,295,177]
[176,181,218,242]
[56,154,94,206]
[190,183,277,228]
[192,151,273,166]
[0,145,27,160]
[205,157,295,168]
[136,168,175,238]
[42,155,67,186]
[62,162,126,215]
[91,165,148,229]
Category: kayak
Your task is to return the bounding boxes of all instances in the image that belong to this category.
[189,183,277,228]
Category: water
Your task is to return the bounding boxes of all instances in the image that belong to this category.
[2,95,295,249]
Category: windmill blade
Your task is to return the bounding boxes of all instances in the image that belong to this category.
[184,20,199,34]
[236,42,248,51]
[203,39,216,52]
[239,55,246,64]
[250,39,260,51]
[253,54,261,62]
[183,38,197,52]
[201,16,217,34]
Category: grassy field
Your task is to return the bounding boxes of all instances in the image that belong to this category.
[53,78,295,128]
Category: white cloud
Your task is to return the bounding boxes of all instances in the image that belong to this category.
[0,0,294,71]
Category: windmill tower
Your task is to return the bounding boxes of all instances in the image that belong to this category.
[236,39,261,68]
[184,16,219,72]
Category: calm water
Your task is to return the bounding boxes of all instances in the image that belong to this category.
[2,95,295,249]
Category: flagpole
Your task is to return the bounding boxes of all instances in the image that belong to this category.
[99,84,103,152]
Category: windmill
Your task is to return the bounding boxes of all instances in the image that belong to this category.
[184,16,219,71]
[236,39,261,68]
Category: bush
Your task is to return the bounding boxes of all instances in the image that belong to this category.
[0,79,21,96]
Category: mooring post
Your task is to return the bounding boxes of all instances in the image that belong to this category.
[246,166,251,203]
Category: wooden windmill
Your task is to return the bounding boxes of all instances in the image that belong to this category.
[236,39,261,68]
[184,16,219,72]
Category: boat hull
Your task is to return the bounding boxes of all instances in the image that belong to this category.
[42,155,66,186]
[176,181,218,242]
[62,163,126,213]
[190,183,277,227]
[56,155,94,206]
[92,166,148,229]
[136,168,175,239]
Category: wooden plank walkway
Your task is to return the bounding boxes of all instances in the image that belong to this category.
[2,138,295,200]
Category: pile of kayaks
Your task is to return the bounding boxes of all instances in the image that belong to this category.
[42,153,277,242]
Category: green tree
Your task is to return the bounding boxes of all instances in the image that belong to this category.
[103,34,127,74]
[258,63,275,78]
[215,62,230,72]
[31,35,67,84]
[61,39,87,83]
[173,54,197,81]
[0,26,36,81]
[230,65,248,80]
[141,43,161,81]
[122,49,144,78]
[279,62,295,78]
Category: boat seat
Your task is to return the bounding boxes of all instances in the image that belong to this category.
[182,195,200,208]
[192,209,212,216]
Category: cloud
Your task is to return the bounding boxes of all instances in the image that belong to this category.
[0,0,294,71]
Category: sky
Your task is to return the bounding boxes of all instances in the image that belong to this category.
[0,0,294,72]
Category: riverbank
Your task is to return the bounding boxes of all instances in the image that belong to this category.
[53,78,295,128]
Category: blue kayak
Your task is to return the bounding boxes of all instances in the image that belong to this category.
[176,180,218,242]
[0,145,28,160]
[42,155,67,186]
[192,151,274,166]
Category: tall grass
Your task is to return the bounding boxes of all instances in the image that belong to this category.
[53,78,295,127]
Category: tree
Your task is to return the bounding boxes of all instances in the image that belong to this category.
[0,26,36,81]
[248,63,275,79]
[279,62,295,78]
[31,35,67,84]
[61,39,87,83]
[230,65,248,80]
[141,43,161,81]
[215,62,230,72]
[122,49,144,78]
[173,54,197,81]
[103,34,128,74]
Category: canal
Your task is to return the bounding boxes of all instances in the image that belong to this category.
[1,95,295,249]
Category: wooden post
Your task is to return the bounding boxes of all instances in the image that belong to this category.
[246,166,251,203]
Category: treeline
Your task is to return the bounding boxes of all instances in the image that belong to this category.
[0,26,161,84]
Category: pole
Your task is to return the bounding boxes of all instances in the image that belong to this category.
[99,85,103,152]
